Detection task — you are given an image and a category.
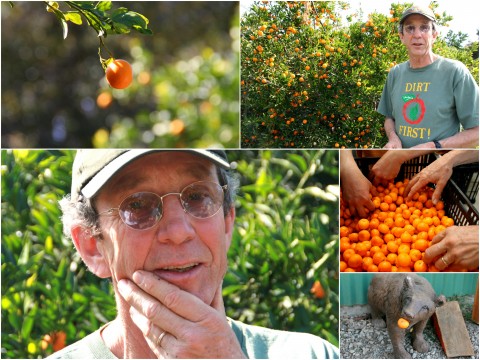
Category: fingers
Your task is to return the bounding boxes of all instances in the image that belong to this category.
[118,271,210,326]
[117,277,180,335]
[118,271,246,359]
[350,204,366,219]
[430,177,448,205]
[132,270,211,322]
[423,231,447,263]
[349,199,374,219]
[404,176,427,201]
[424,230,456,271]
[129,306,172,356]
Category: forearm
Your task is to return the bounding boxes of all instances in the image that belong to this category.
[384,149,435,164]
[438,149,479,168]
[340,150,355,174]
[340,150,363,180]
[384,117,397,141]
[423,126,479,149]
[383,117,403,149]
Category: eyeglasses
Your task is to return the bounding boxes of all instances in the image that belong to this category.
[99,181,227,230]
[404,24,431,34]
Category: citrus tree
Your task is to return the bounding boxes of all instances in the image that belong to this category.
[1,150,116,359]
[226,150,339,345]
[241,1,479,148]
[1,149,339,358]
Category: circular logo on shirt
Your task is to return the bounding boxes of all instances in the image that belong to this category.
[402,94,425,125]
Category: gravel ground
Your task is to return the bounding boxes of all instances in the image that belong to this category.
[340,295,479,359]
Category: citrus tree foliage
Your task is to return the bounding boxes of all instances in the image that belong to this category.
[226,150,339,345]
[1,150,116,359]
[1,2,239,148]
[42,1,152,40]
[1,150,339,358]
[241,1,479,149]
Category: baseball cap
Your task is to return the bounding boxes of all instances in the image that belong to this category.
[400,5,436,24]
[71,149,230,201]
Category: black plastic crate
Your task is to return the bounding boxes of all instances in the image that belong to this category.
[353,153,479,226]
[450,162,479,204]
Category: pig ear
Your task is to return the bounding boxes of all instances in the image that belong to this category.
[403,275,414,290]
[435,295,446,307]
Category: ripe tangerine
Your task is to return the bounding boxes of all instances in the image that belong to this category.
[398,318,410,329]
[106,59,133,89]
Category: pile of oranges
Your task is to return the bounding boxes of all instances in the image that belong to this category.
[340,179,455,272]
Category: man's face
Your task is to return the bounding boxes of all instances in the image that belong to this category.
[400,15,437,57]
[93,152,234,306]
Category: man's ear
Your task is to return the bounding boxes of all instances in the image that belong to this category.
[224,206,235,250]
[71,226,111,278]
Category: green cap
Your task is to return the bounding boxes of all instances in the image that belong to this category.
[71,149,230,201]
[400,5,436,24]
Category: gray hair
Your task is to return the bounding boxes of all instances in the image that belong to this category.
[59,166,239,239]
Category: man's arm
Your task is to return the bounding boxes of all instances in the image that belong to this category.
[404,149,479,203]
[383,117,402,149]
[411,126,479,149]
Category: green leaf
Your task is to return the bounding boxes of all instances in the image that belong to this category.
[18,240,31,266]
[95,1,112,12]
[64,12,82,25]
[402,93,415,102]
[8,311,21,330]
[45,235,53,253]
[287,154,307,172]
[110,8,151,35]
[222,284,245,296]
[21,304,38,339]
[48,6,69,39]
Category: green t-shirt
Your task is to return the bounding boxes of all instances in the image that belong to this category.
[377,56,479,148]
[46,319,339,359]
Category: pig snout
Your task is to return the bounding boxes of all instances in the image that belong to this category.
[401,300,433,323]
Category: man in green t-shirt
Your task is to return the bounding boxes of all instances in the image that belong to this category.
[377,5,479,149]
[50,149,339,359]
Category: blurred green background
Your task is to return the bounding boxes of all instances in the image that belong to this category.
[1,2,239,148]
[1,149,339,358]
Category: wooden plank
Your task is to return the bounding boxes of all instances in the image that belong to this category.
[433,301,474,358]
[473,282,479,324]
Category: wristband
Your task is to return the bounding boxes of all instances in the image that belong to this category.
[433,140,442,149]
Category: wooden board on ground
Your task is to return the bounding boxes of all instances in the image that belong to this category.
[472,282,478,324]
[433,301,474,358]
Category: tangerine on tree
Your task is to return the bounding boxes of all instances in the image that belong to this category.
[106,59,133,89]
[42,2,151,91]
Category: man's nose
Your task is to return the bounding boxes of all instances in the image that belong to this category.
[155,195,196,244]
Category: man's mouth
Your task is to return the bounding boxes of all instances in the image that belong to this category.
[160,263,200,273]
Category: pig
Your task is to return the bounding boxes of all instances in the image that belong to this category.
[367,274,446,359]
